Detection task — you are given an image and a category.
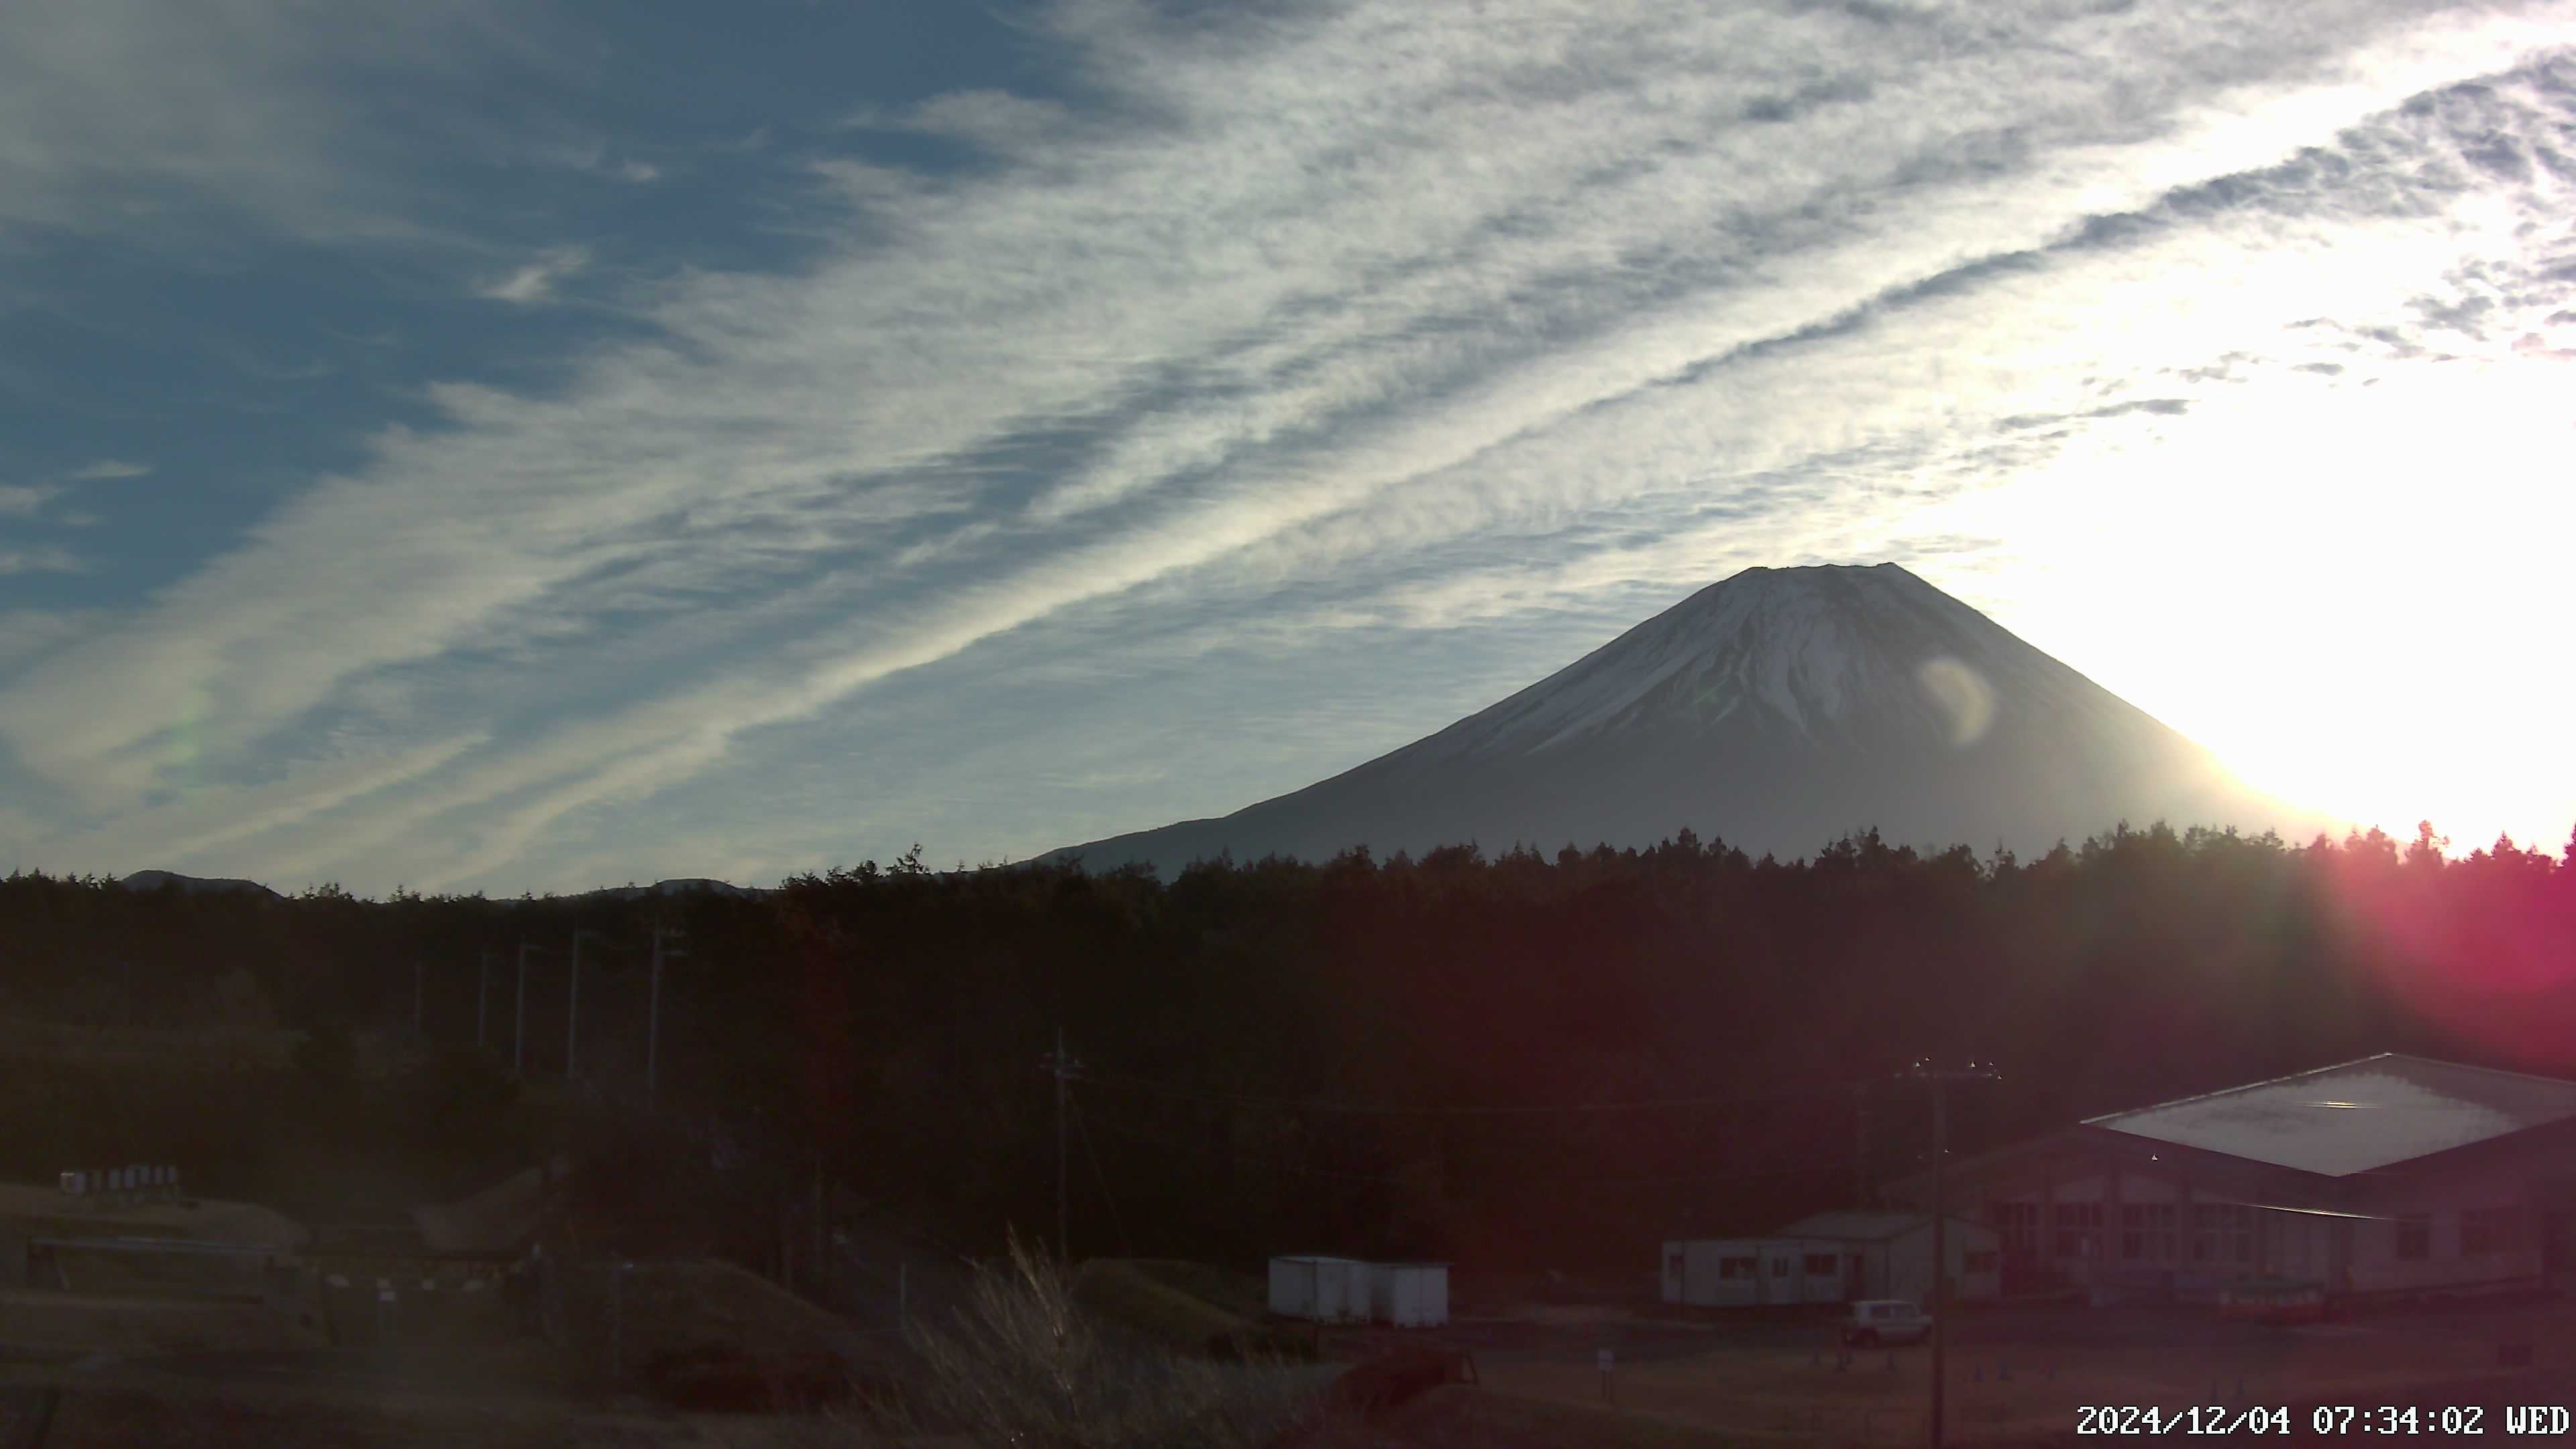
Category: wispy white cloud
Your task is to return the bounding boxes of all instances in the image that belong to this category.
[851,89,1085,152]
[0,0,545,248]
[0,545,85,576]
[0,609,97,672]
[3,0,2571,892]
[64,460,150,482]
[0,485,60,518]
[517,138,662,184]
[476,246,591,305]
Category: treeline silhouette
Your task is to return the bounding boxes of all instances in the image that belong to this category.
[3,819,2572,1268]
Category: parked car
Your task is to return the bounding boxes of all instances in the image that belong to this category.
[1841,1299,1933,1346]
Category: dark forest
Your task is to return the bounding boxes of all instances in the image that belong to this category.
[3,819,2571,1271]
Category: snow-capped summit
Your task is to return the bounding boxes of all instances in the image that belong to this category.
[1046,564,2330,876]
[1405,564,2073,761]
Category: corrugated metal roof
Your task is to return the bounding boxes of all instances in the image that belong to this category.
[1772,1211,1988,1241]
[2082,1054,2576,1178]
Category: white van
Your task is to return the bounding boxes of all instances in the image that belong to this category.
[1841,1299,1933,1346]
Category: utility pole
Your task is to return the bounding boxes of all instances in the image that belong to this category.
[647,927,684,1107]
[1854,1080,1871,1208]
[515,943,536,1075]
[568,929,604,1081]
[1039,1028,1085,1264]
[1904,1061,2000,1449]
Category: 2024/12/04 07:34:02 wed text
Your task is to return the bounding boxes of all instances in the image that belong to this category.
[2078,1404,2576,1434]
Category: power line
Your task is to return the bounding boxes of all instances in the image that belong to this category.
[1078,1068,1862,1118]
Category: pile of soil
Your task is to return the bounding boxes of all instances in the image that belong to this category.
[409,1157,568,1255]
[642,1346,863,1413]
[588,1258,888,1413]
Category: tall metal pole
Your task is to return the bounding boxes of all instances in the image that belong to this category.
[515,943,533,1075]
[1855,1081,1871,1209]
[1039,1028,1085,1264]
[568,931,585,1081]
[1056,1028,1069,1265]
[648,928,683,1107]
[1906,1061,1999,1449]
[1931,1081,1948,1449]
[647,930,663,1103]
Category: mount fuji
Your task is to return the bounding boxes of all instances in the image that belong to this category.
[1045,563,2331,876]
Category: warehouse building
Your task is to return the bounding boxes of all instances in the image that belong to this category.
[1880,1054,2576,1305]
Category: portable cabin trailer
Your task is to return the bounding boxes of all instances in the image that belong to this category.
[1268,1255,1371,1322]
[1773,1212,2002,1305]
[1660,1238,1854,1307]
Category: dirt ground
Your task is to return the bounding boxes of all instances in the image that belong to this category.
[597,1259,874,1362]
[1369,1383,1758,1448]
[1451,1297,2576,1445]
[0,1343,902,1448]
[0,1289,316,1354]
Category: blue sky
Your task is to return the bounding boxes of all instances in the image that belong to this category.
[3,0,2571,897]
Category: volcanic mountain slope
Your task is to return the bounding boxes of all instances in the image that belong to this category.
[1047,563,2332,877]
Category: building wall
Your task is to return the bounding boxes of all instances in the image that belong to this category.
[2345,1159,2544,1297]
[1933,1134,2564,1303]
[1664,1238,1863,1307]
[1664,1239,1760,1307]
[1884,1222,2002,1304]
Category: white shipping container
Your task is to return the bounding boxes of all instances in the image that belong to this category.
[1367,1263,1450,1327]
[1267,1256,1371,1322]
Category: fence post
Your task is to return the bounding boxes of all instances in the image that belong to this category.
[539,1250,562,1344]
[610,1263,623,1382]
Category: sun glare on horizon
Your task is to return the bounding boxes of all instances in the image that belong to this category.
[1936,357,2576,857]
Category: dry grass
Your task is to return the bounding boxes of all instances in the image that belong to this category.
[1069,1258,1250,1352]
[1067,1258,1314,1362]
[859,1233,1334,1449]
[1120,1259,1274,1322]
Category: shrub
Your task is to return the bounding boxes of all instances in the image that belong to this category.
[866,1231,1332,1449]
